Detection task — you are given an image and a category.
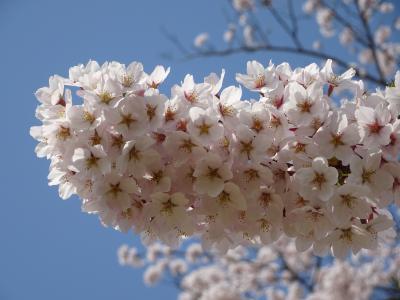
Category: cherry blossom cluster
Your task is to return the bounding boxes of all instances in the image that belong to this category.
[118,227,400,300]
[31,58,400,258]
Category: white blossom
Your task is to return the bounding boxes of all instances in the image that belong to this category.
[32,59,400,258]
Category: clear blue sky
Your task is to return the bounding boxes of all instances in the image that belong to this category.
[0,1,396,299]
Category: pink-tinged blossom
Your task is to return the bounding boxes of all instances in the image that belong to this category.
[320,59,356,93]
[116,61,145,92]
[295,157,338,201]
[314,112,360,165]
[291,62,319,87]
[324,224,376,259]
[163,131,206,167]
[204,69,225,96]
[382,162,400,206]
[193,153,233,197]
[172,74,212,108]
[239,101,271,135]
[79,75,122,108]
[146,65,170,89]
[347,152,394,197]
[105,95,147,138]
[67,103,101,131]
[331,184,371,225]
[147,192,193,233]
[215,86,246,128]
[284,82,327,127]
[236,60,278,93]
[87,173,140,213]
[116,136,160,177]
[35,75,67,106]
[187,107,224,145]
[382,120,400,161]
[232,125,272,163]
[355,103,392,148]
[71,145,111,177]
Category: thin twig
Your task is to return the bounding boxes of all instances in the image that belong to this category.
[161,27,190,56]
[354,0,386,83]
[267,5,303,48]
[320,0,369,46]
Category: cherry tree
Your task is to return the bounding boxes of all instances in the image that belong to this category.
[30,0,400,299]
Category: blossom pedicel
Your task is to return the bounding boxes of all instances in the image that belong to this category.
[31,59,400,258]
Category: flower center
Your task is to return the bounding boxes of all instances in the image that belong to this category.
[161,198,178,216]
[197,121,212,135]
[207,167,221,179]
[98,91,114,104]
[367,120,383,134]
[361,168,374,184]
[164,107,176,122]
[179,138,197,153]
[330,133,345,147]
[270,115,281,128]
[254,75,266,89]
[184,90,198,103]
[341,194,356,208]
[251,118,264,133]
[86,153,100,170]
[312,172,326,188]
[244,168,259,182]
[57,126,71,141]
[257,218,271,232]
[294,142,306,153]
[339,228,353,242]
[111,134,124,149]
[240,140,254,159]
[258,192,272,208]
[297,100,312,113]
[146,104,157,121]
[218,191,231,206]
[128,146,140,161]
[119,113,136,128]
[107,183,122,198]
[218,103,234,117]
[83,111,96,124]
[122,75,134,87]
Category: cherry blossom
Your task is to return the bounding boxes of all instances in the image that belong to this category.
[31,59,400,259]
[236,60,278,94]
[295,157,338,202]
[355,103,392,148]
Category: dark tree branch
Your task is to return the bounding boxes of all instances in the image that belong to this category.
[278,252,314,292]
[287,0,300,43]
[161,0,395,90]
[182,44,386,86]
[248,10,270,45]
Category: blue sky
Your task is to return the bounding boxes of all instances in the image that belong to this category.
[0,1,397,299]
